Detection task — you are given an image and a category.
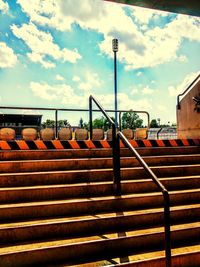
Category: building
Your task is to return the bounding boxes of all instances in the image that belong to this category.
[0,114,42,138]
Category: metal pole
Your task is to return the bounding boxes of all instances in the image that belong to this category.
[163,191,172,267]
[112,39,118,128]
[114,51,117,127]
[55,110,58,139]
[89,96,93,140]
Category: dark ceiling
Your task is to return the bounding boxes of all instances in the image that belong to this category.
[105,0,200,17]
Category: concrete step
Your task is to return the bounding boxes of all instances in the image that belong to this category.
[0,204,199,245]
[0,188,200,222]
[106,247,200,267]
[0,165,200,187]
[0,176,200,203]
[0,146,199,161]
[0,154,200,173]
[0,223,199,266]
[0,146,199,267]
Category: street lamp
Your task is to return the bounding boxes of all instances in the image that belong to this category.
[112,39,118,128]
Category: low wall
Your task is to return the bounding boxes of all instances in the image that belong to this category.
[177,80,200,139]
[0,139,199,150]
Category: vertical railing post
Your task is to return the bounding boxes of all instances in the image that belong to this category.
[113,130,121,196]
[89,96,93,140]
[89,95,121,195]
[163,190,171,267]
[119,112,122,131]
[55,109,58,139]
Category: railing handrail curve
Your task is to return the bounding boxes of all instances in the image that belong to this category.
[177,73,200,109]
[117,131,171,267]
[89,95,171,267]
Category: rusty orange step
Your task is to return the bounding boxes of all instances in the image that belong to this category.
[0,223,199,267]
[0,189,200,222]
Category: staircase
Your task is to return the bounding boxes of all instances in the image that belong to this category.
[0,145,200,267]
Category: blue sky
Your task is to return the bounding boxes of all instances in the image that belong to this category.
[0,0,200,126]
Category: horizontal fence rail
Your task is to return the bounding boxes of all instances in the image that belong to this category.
[0,106,149,139]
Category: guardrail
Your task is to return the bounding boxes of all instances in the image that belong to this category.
[116,132,171,267]
[89,95,171,267]
[0,106,149,140]
[177,73,200,109]
[89,95,121,195]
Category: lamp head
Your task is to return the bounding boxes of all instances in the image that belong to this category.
[112,39,118,52]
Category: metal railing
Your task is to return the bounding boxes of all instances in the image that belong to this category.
[0,106,149,140]
[89,95,121,195]
[177,73,200,109]
[116,132,171,267]
[0,106,90,139]
[89,95,171,267]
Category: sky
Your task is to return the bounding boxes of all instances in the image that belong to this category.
[0,0,200,126]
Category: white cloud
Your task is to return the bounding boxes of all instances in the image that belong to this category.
[0,42,17,68]
[11,23,81,68]
[136,71,142,76]
[130,85,154,95]
[178,55,188,62]
[16,0,200,69]
[56,74,65,81]
[132,6,169,25]
[29,80,152,114]
[142,86,154,95]
[0,0,8,13]
[30,82,58,100]
[157,104,167,112]
[168,71,200,97]
[72,75,80,82]
[30,81,88,108]
[79,72,102,91]
[20,109,41,115]
[130,88,139,94]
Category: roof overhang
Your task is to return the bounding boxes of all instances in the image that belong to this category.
[104,0,200,17]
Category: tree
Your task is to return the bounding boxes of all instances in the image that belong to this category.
[41,119,55,128]
[150,119,159,128]
[92,116,114,131]
[79,118,83,128]
[82,116,115,131]
[41,119,70,128]
[121,112,143,129]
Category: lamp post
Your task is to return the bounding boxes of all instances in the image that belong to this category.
[112,39,118,128]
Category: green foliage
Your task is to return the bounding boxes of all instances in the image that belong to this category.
[150,119,159,128]
[84,112,143,131]
[83,116,114,131]
[92,116,114,131]
[41,119,70,128]
[121,112,143,129]
[79,118,84,128]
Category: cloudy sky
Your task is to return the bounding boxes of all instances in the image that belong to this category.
[0,0,200,126]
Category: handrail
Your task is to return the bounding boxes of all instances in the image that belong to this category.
[89,95,121,195]
[157,128,163,139]
[116,131,171,267]
[177,73,200,109]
